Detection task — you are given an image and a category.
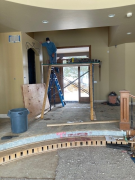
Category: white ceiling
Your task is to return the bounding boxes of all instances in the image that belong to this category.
[5,0,135,10]
[1,0,135,46]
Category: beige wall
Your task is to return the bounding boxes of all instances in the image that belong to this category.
[125,43,135,95]
[0,32,42,114]
[34,27,109,100]
[109,44,125,96]
[0,32,24,113]
[109,42,135,97]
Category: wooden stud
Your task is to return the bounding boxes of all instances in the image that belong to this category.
[33,147,38,153]
[41,66,52,119]
[61,143,66,148]
[1,137,131,165]
[90,64,94,120]
[47,120,119,127]
[66,142,70,147]
[53,144,58,149]
[0,157,3,164]
[43,63,100,67]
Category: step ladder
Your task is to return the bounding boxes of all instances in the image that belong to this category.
[48,68,66,107]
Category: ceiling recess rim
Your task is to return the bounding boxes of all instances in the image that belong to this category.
[5,0,135,10]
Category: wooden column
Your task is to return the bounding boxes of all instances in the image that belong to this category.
[90,64,94,120]
[41,65,52,119]
[120,90,130,130]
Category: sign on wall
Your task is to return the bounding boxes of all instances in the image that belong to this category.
[9,35,20,43]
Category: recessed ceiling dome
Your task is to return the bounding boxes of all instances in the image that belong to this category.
[6,0,135,10]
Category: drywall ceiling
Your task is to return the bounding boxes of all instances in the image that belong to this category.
[6,0,135,10]
[1,0,135,46]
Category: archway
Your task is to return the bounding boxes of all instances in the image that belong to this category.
[28,48,36,84]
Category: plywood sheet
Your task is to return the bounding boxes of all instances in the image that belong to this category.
[22,84,50,119]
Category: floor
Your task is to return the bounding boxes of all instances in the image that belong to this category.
[0,103,134,179]
[0,146,134,179]
[0,103,121,148]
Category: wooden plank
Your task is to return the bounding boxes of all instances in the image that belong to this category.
[47,120,119,127]
[90,64,94,120]
[41,66,52,119]
[22,84,50,119]
[35,106,54,119]
[43,63,99,67]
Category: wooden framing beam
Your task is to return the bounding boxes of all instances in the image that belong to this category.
[47,120,119,127]
[41,65,52,119]
[43,63,99,67]
[90,64,94,120]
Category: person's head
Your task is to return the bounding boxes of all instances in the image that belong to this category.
[46,37,50,43]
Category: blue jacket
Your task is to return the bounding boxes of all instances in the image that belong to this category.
[42,42,57,56]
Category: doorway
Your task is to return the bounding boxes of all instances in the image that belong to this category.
[63,66,79,101]
[78,66,89,103]
[28,48,36,84]
[57,46,91,103]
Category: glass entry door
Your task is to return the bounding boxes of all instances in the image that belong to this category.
[78,66,90,103]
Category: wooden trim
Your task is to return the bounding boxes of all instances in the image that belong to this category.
[41,66,52,119]
[119,90,130,130]
[90,64,94,120]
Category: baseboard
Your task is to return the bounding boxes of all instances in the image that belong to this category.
[0,114,9,118]
[94,100,106,103]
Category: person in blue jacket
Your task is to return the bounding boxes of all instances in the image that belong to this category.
[42,37,57,64]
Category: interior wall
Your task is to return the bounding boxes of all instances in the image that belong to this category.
[0,32,43,114]
[125,43,135,95]
[109,44,125,96]
[109,42,135,97]
[0,32,24,113]
[34,27,109,100]
[21,32,42,84]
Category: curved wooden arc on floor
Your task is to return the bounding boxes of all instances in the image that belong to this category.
[0,137,128,165]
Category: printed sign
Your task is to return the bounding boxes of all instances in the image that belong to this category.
[9,35,20,43]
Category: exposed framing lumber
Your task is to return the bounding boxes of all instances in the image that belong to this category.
[41,65,52,119]
[35,106,54,120]
[47,120,119,127]
[0,135,130,165]
[43,63,99,67]
[90,64,94,120]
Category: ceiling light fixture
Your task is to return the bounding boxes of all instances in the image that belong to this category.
[42,20,48,24]
[108,14,115,18]
[127,32,132,35]
[127,12,132,17]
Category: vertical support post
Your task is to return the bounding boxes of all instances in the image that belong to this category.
[41,65,52,119]
[92,64,94,106]
[120,90,130,130]
[90,64,94,120]
[131,97,133,129]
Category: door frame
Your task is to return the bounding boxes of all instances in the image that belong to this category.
[57,45,91,103]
